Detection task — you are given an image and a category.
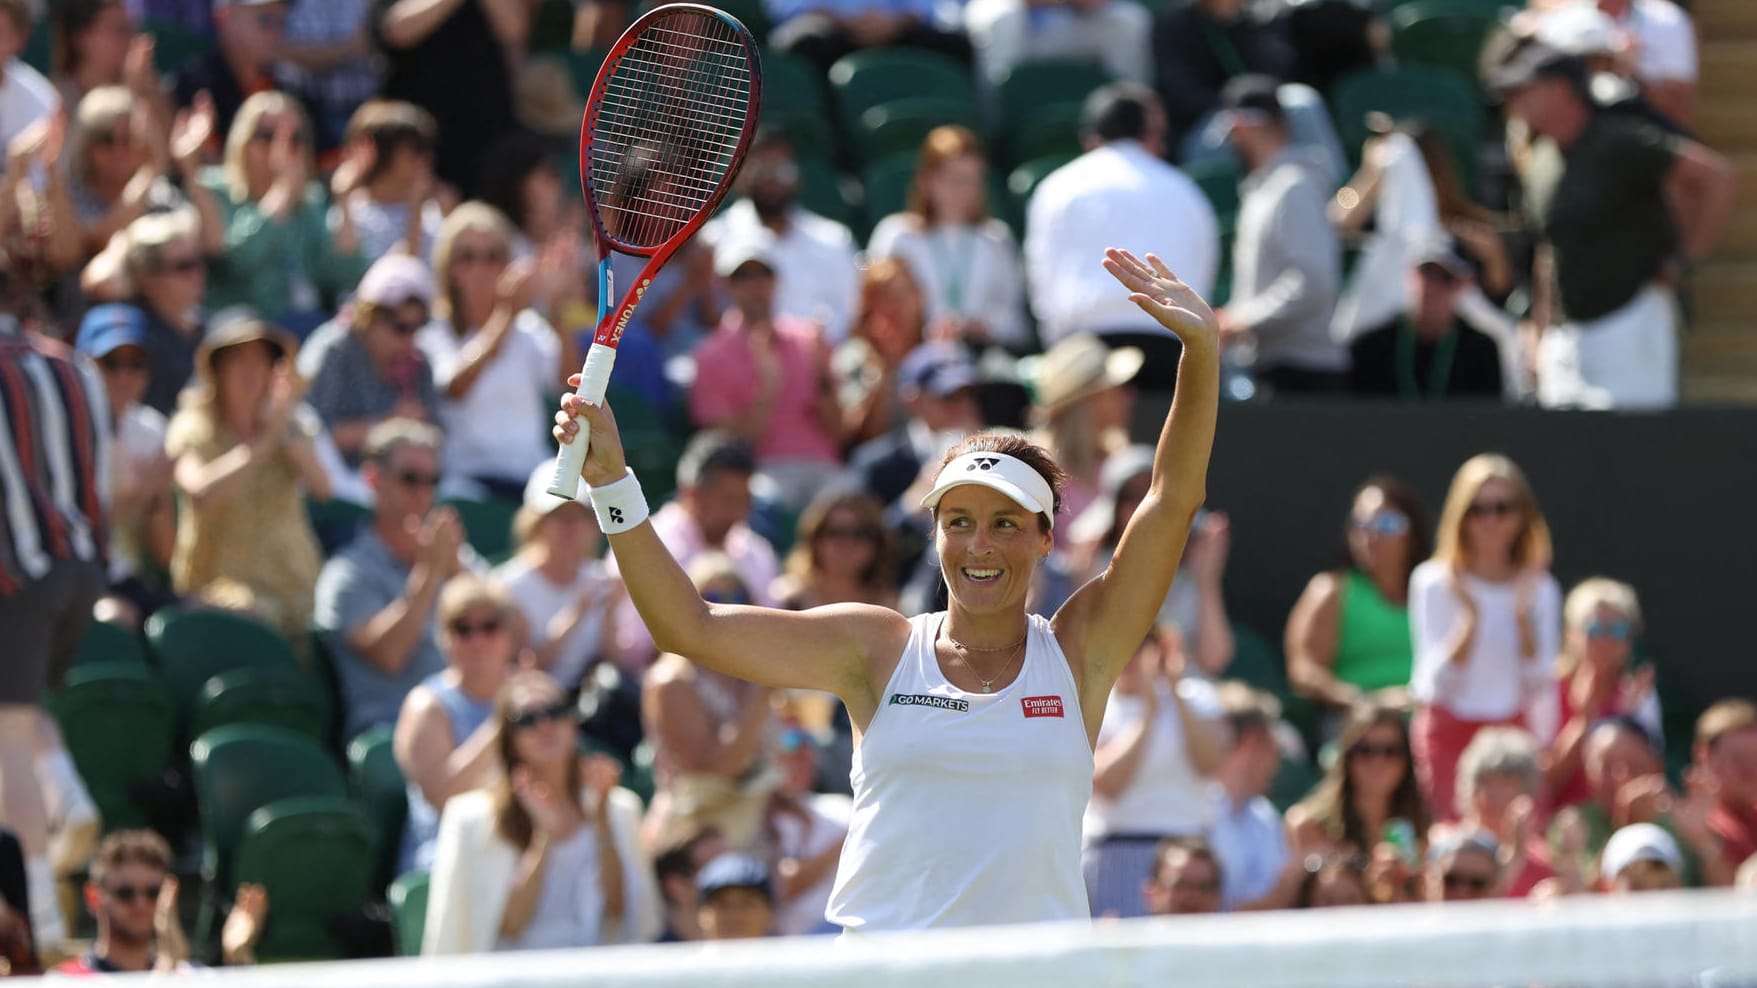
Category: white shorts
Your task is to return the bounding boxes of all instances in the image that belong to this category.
[1536,283,1679,411]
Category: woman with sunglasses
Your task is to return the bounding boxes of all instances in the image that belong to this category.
[1286,476,1429,737]
[1409,454,1560,821]
[1288,703,1431,863]
[65,86,219,264]
[394,574,517,876]
[773,491,898,612]
[1529,578,1661,811]
[424,669,659,953]
[552,248,1219,932]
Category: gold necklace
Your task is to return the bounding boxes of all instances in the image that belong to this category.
[944,630,1029,693]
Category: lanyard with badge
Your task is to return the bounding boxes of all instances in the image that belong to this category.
[1395,319,1459,400]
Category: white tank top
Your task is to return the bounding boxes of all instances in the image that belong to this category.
[825,612,1094,932]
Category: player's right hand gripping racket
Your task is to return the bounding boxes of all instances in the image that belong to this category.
[547,3,762,499]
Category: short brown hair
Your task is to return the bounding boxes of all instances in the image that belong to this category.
[1696,699,1757,751]
[344,100,438,186]
[90,830,172,887]
[1215,681,1279,744]
[937,432,1068,532]
[1152,835,1221,884]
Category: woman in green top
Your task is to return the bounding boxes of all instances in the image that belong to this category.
[1286,476,1429,735]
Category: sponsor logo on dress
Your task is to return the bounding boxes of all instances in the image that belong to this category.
[1021,695,1064,718]
[888,693,970,712]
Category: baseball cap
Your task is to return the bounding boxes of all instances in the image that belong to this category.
[1535,2,1622,58]
[1484,37,1585,99]
[696,852,773,901]
[1412,236,1477,281]
[1206,74,1285,143]
[356,254,435,309]
[899,342,978,398]
[921,447,1057,528]
[75,304,150,359]
[521,458,590,515]
[713,236,779,279]
[1600,823,1684,881]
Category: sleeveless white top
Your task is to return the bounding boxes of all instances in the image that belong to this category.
[825,612,1094,932]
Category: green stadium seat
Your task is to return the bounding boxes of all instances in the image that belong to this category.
[141,20,208,77]
[1005,105,1084,169]
[192,665,333,746]
[854,97,985,165]
[146,608,302,729]
[792,156,858,229]
[1380,0,1512,14]
[440,495,520,562]
[347,726,409,894]
[48,663,175,833]
[1389,1,1510,93]
[761,107,838,165]
[190,725,351,896]
[992,59,1112,133]
[73,619,148,668]
[1269,754,1322,812]
[760,48,831,116]
[1006,153,1075,224]
[1227,621,1321,746]
[387,870,430,956]
[234,795,375,961]
[1328,65,1484,189]
[859,152,922,238]
[828,48,976,131]
[1182,157,1244,237]
[567,47,608,99]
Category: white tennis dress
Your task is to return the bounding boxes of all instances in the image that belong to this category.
[825,612,1094,932]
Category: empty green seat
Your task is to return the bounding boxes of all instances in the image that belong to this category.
[793,157,858,229]
[1328,65,1483,188]
[761,48,831,116]
[1269,755,1322,812]
[347,726,409,893]
[191,725,351,896]
[854,97,985,165]
[193,665,333,746]
[387,870,430,956]
[234,795,375,961]
[1183,158,1244,236]
[1389,1,1509,93]
[73,620,148,668]
[1005,105,1084,168]
[859,153,922,238]
[828,48,977,130]
[141,20,208,76]
[48,663,174,833]
[147,608,301,728]
[761,107,838,164]
[440,495,520,562]
[993,59,1112,132]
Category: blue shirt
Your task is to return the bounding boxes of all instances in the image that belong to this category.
[1206,786,1289,911]
[766,0,938,26]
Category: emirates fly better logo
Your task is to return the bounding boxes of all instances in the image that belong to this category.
[1021,696,1064,718]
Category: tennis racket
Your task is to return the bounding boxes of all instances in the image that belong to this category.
[546,3,763,499]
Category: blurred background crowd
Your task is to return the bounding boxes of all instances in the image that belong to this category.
[0,0,1752,975]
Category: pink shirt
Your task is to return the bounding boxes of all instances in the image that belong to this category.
[689,314,841,465]
[603,501,780,670]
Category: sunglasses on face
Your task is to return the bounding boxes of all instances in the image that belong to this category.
[508,700,574,731]
[1352,511,1410,537]
[746,161,799,184]
[107,882,163,904]
[394,469,440,489]
[1164,877,1220,895]
[1350,742,1405,761]
[1442,871,1493,893]
[779,727,811,753]
[453,246,509,268]
[92,128,134,148]
[250,127,304,146]
[447,616,503,639]
[100,354,149,373]
[1465,499,1520,520]
[378,314,425,336]
[1586,620,1633,641]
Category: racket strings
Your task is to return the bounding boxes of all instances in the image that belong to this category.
[590,10,753,251]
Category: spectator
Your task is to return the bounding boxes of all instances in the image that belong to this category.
[393,574,515,876]
[478,131,574,262]
[49,0,149,106]
[1211,75,1346,395]
[3,108,82,283]
[695,852,777,940]
[772,490,897,610]
[115,208,206,414]
[0,828,37,975]
[641,554,781,854]
[1206,683,1296,910]
[690,236,843,512]
[1447,727,1554,897]
[702,128,860,345]
[54,830,267,973]
[1288,704,1431,861]
[766,723,852,937]
[425,669,658,953]
[315,418,476,741]
[0,0,59,158]
[374,0,522,197]
[283,0,378,151]
[199,91,368,335]
[418,202,576,501]
[1151,0,1292,147]
[1530,578,1661,810]
[1347,238,1506,401]
[964,0,1150,90]
[1544,717,1692,887]
[75,304,177,627]
[767,0,969,74]
[1030,333,1140,540]
[493,461,619,692]
[836,258,929,448]
[165,309,330,644]
[1142,836,1224,915]
[1067,447,1235,677]
[867,126,1028,350]
[842,340,982,516]
[602,432,780,669]
[1180,80,1348,191]
[1695,700,1757,872]
[1408,454,1560,822]
[1489,39,1733,410]
[66,85,219,263]
[1270,0,1378,98]
[1025,82,1218,377]
[328,99,442,261]
[1424,830,1502,901]
[1082,628,1224,918]
[0,302,109,951]
[169,0,317,148]
[1599,821,1684,893]
[1296,855,1371,908]
[653,828,729,942]
[297,252,439,467]
[1594,0,1697,127]
[1285,476,1427,736]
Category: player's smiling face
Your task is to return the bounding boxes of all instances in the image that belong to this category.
[934,485,1050,614]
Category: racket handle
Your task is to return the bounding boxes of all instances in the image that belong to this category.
[546,343,619,500]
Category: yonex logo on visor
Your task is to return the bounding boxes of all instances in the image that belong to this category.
[970,458,999,471]
[922,451,1056,528]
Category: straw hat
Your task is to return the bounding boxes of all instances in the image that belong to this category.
[1028,333,1144,412]
[516,58,586,139]
[194,307,299,385]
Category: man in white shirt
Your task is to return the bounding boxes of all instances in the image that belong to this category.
[1024,82,1218,388]
[1597,0,1696,127]
[0,0,58,167]
[701,128,861,345]
[1205,683,1293,911]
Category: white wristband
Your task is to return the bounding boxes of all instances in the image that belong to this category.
[588,468,649,535]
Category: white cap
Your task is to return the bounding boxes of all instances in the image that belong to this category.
[713,235,780,279]
[1600,823,1683,881]
[523,459,589,515]
[1536,2,1623,57]
[921,450,1056,528]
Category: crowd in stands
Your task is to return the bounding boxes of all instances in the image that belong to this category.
[0,0,1750,975]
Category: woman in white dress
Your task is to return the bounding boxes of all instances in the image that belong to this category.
[551,248,1220,932]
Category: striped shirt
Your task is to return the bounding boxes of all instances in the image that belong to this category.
[0,321,111,596]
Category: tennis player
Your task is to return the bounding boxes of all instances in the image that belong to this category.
[552,248,1219,932]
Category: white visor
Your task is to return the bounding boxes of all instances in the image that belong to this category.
[921,451,1056,528]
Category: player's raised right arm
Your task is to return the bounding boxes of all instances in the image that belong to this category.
[554,387,904,706]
